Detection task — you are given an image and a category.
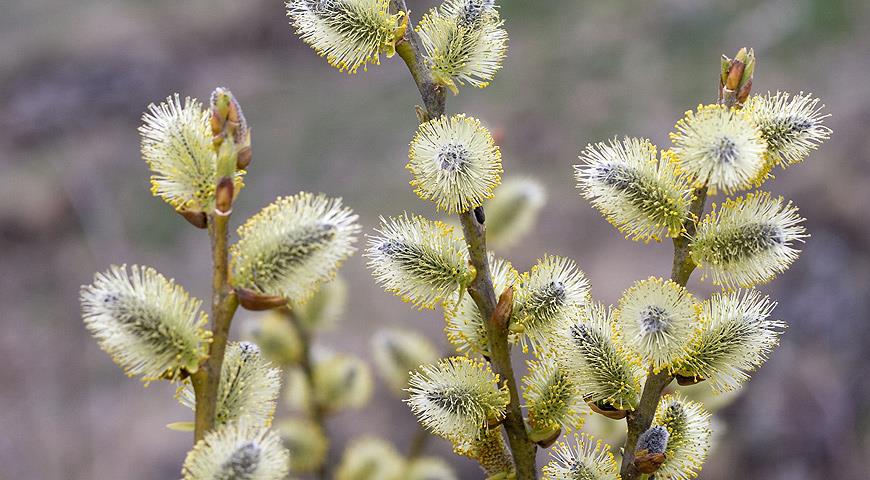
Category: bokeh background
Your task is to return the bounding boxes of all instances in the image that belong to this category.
[2,0,869,478]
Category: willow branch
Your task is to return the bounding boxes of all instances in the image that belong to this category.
[619,186,707,479]
[615,50,749,474]
[391,0,445,120]
[192,212,240,442]
[389,1,537,478]
[459,214,538,479]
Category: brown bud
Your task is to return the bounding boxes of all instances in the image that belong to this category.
[210,110,225,140]
[634,449,667,474]
[737,78,753,104]
[719,47,755,107]
[210,87,249,145]
[215,176,234,215]
[725,60,745,91]
[588,400,628,420]
[177,209,208,229]
[719,54,730,89]
[210,88,232,136]
[491,286,514,331]
[226,96,242,127]
[236,288,288,311]
[675,374,705,386]
[237,145,252,170]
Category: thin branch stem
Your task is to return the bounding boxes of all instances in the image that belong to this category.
[391,0,446,120]
[192,213,240,442]
[618,188,708,479]
[389,2,537,477]
[459,213,538,479]
[616,56,740,476]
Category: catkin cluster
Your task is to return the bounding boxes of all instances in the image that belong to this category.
[281,4,829,477]
[80,87,372,479]
[79,1,832,478]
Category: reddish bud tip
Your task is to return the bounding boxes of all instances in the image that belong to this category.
[491,285,514,331]
[675,374,705,386]
[236,288,288,311]
[634,450,667,474]
[215,176,234,215]
[725,60,745,91]
[737,78,753,104]
[237,146,252,170]
[588,400,628,420]
[177,209,208,229]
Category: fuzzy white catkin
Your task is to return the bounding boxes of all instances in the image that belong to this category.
[747,91,831,168]
[407,114,503,214]
[366,213,472,309]
[690,191,807,288]
[575,137,692,241]
[406,356,508,442]
[178,342,282,428]
[80,264,210,383]
[542,433,620,480]
[181,419,290,480]
[651,395,712,480]
[417,0,508,92]
[514,254,590,350]
[286,0,402,74]
[670,104,767,194]
[231,192,359,302]
[553,302,642,411]
[139,94,245,212]
[615,277,700,371]
[674,289,785,392]
[522,357,588,435]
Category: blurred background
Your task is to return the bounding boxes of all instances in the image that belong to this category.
[1,0,869,478]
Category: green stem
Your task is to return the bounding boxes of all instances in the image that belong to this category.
[389,1,537,477]
[192,212,240,443]
[392,0,445,120]
[617,52,741,475]
[459,212,538,480]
